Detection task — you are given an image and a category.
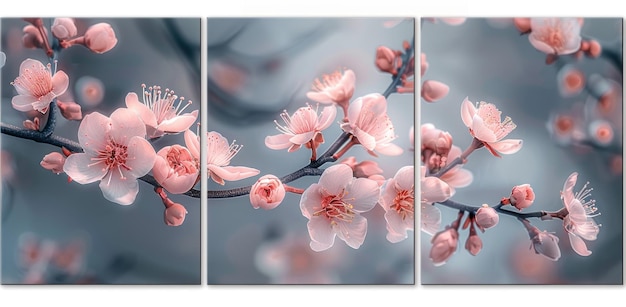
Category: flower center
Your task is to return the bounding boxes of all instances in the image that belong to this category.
[206,132,241,167]
[392,189,415,220]
[312,71,343,92]
[166,146,196,176]
[476,102,516,139]
[142,84,192,125]
[91,137,131,179]
[275,105,317,135]
[13,64,53,98]
[314,191,355,223]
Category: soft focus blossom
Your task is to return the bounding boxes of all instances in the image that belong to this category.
[530,230,561,261]
[420,53,428,77]
[465,229,483,256]
[430,227,459,266]
[300,164,379,251]
[306,69,355,115]
[510,184,535,210]
[51,18,77,40]
[153,145,199,194]
[561,172,600,256]
[438,146,473,196]
[528,18,582,55]
[56,100,82,121]
[421,123,453,171]
[375,46,401,75]
[380,166,414,243]
[83,23,118,53]
[22,25,46,49]
[164,203,188,226]
[40,152,66,174]
[265,104,336,153]
[421,80,449,103]
[421,202,441,236]
[75,76,105,107]
[11,58,69,113]
[557,65,585,97]
[461,97,523,157]
[513,18,531,33]
[474,204,499,231]
[340,93,403,156]
[185,129,259,185]
[249,175,286,210]
[126,85,198,139]
[63,108,156,205]
[588,120,614,146]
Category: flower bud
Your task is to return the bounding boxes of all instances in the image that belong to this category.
[587,40,602,58]
[474,204,499,231]
[513,18,531,33]
[51,18,77,40]
[164,203,188,226]
[421,123,453,159]
[421,80,449,103]
[249,175,286,210]
[40,152,66,174]
[509,184,535,210]
[465,233,483,256]
[375,46,399,75]
[84,23,118,54]
[22,25,45,49]
[430,227,458,266]
[56,100,83,121]
[531,230,561,261]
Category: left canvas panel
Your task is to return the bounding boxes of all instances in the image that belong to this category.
[1,18,201,284]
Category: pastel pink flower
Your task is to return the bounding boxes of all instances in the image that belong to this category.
[153,145,199,194]
[380,166,414,243]
[22,25,47,49]
[83,23,118,54]
[56,100,82,121]
[561,172,600,256]
[420,166,450,236]
[300,164,379,251]
[75,76,105,107]
[528,18,582,55]
[340,93,403,156]
[306,69,355,114]
[461,97,523,157]
[63,108,156,205]
[185,129,259,185]
[438,145,473,196]
[51,18,77,40]
[510,184,535,210]
[421,123,453,171]
[265,104,336,152]
[249,174,286,210]
[421,80,449,103]
[375,46,401,75]
[164,203,188,226]
[126,85,198,139]
[430,227,459,266]
[474,204,499,231]
[40,152,66,174]
[530,230,561,261]
[11,58,69,113]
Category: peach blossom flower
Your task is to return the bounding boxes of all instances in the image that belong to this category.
[557,65,585,97]
[465,231,482,256]
[126,85,198,139]
[528,18,582,55]
[510,184,535,210]
[153,145,199,194]
[299,164,379,251]
[421,80,449,103]
[421,123,453,171]
[474,204,499,231]
[185,129,259,185]
[438,145,473,196]
[63,108,156,205]
[460,97,522,157]
[306,69,355,116]
[164,203,188,226]
[430,227,458,266]
[56,100,82,121]
[375,46,401,75]
[530,230,561,261]
[51,18,77,40]
[420,166,450,235]
[40,152,66,174]
[83,23,118,53]
[249,175,286,210]
[265,104,336,153]
[561,172,600,256]
[513,18,531,33]
[22,25,46,49]
[11,58,69,113]
[340,93,403,156]
[380,166,414,243]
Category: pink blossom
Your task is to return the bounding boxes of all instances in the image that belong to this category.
[530,230,561,261]
[561,172,600,256]
[375,46,401,75]
[421,202,442,236]
[380,166,414,243]
[11,58,69,113]
[265,104,336,152]
[557,65,585,97]
[83,23,118,53]
[528,18,582,55]
[185,129,259,185]
[421,123,453,171]
[306,69,355,115]
[164,203,188,226]
[22,25,46,49]
[249,175,286,210]
[465,232,483,256]
[588,120,614,146]
[513,18,531,33]
[421,80,449,103]
[300,164,379,251]
[460,97,523,157]
[438,145,473,196]
[75,76,105,107]
[51,18,77,40]
[40,152,66,174]
[63,108,156,205]
[56,100,82,121]
[153,145,199,194]
[510,184,535,210]
[474,204,499,231]
[430,227,459,266]
[126,85,198,139]
[340,93,403,156]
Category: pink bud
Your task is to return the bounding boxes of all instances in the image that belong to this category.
[531,230,561,261]
[465,233,483,256]
[56,100,83,121]
[51,18,77,40]
[375,46,399,75]
[513,18,531,33]
[588,120,614,146]
[164,203,188,226]
[421,80,449,103]
[40,152,66,174]
[22,25,45,49]
[587,40,602,58]
[474,204,499,231]
[429,227,458,266]
[249,175,286,210]
[420,53,428,77]
[421,123,453,159]
[83,23,118,54]
[509,184,535,210]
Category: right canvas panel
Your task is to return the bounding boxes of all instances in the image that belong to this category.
[419,17,623,284]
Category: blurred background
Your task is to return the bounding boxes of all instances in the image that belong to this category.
[206,18,415,284]
[420,18,622,284]
[1,18,201,284]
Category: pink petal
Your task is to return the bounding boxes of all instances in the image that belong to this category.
[575,219,599,241]
[384,211,412,243]
[379,180,396,211]
[77,111,111,153]
[528,36,557,54]
[110,108,147,143]
[562,172,577,209]
[375,143,404,156]
[316,105,337,130]
[50,70,69,96]
[568,233,592,256]
[394,166,414,191]
[307,216,336,252]
[208,165,259,182]
[421,80,449,102]
[63,153,107,184]
[265,134,293,150]
[567,199,588,224]
[346,96,363,125]
[125,136,156,178]
[289,131,316,145]
[184,129,200,159]
[353,127,376,151]
[471,114,497,143]
[489,139,523,154]
[158,110,199,134]
[306,91,333,104]
[441,168,473,188]
[421,177,451,203]
[299,183,322,219]
[152,155,171,186]
[460,97,476,128]
[99,172,139,205]
[319,164,352,196]
[19,58,45,74]
[421,203,441,236]
[348,177,379,212]
[11,95,38,111]
[162,172,198,194]
[335,214,367,249]
[125,92,157,128]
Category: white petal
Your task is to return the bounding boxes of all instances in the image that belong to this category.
[489,139,523,154]
[63,153,107,184]
[348,177,380,212]
[307,216,336,252]
[568,232,592,256]
[335,215,367,249]
[319,164,352,196]
[460,97,476,128]
[125,136,156,178]
[99,171,139,205]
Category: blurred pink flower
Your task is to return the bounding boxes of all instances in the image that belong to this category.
[22,25,46,49]
[75,76,105,107]
[249,175,286,210]
[438,145,473,196]
[510,184,535,210]
[474,204,499,232]
[430,227,458,266]
[164,203,188,226]
[300,164,379,251]
[56,100,82,121]
[588,120,614,146]
[265,104,336,153]
[83,23,118,53]
[306,69,355,116]
[460,97,522,157]
[465,231,482,256]
[439,18,466,25]
[51,18,77,40]
[375,46,401,75]
[528,18,582,55]
[380,166,414,243]
[561,172,600,256]
[63,108,156,205]
[339,156,383,179]
[11,58,69,113]
[421,80,449,103]
[153,145,199,194]
[340,93,403,156]
[421,123,453,171]
[513,18,531,33]
[40,152,66,174]
[126,85,198,139]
